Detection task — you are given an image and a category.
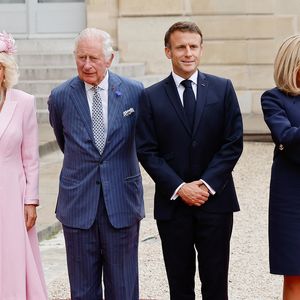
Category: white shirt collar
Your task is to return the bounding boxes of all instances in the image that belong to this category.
[84,70,109,92]
[172,70,198,88]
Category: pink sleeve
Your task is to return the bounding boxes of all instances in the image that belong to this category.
[21,95,39,205]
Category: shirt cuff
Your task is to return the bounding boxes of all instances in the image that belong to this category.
[200,179,216,195]
[170,182,185,200]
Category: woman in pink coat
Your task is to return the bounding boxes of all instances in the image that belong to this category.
[0,32,47,299]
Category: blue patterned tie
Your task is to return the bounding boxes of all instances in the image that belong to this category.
[181,79,196,130]
[92,86,105,154]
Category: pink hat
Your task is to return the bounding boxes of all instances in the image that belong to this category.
[0,31,17,55]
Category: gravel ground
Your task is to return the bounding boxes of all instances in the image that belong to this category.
[40,141,283,300]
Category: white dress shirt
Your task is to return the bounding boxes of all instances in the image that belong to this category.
[172,70,198,104]
[84,71,109,143]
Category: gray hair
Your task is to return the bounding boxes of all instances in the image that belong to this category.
[74,27,113,60]
[0,52,19,88]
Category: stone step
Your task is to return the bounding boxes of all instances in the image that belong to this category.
[36,95,49,110]
[19,66,77,81]
[135,74,167,88]
[37,109,49,123]
[16,54,75,66]
[16,51,120,66]
[16,38,74,54]
[19,62,145,80]
[16,80,63,95]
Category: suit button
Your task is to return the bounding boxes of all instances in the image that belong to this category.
[192,141,198,147]
[279,144,284,151]
[96,181,100,185]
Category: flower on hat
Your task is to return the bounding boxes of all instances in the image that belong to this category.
[0,31,17,55]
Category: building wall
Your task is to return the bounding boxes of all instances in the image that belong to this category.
[87,0,299,114]
[86,0,119,46]
[275,0,300,32]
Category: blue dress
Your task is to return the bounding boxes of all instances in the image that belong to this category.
[261,87,300,275]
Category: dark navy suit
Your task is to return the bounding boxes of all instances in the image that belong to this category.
[136,71,243,300]
[261,88,300,275]
[48,72,144,299]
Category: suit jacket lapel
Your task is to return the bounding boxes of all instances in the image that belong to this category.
[70,77,94,142]
[0,89,17,141]
[164,74,192,135]
[193,71,208,135]
[107,71,122,138]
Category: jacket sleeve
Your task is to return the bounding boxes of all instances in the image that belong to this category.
[261,89,300,164]
[136,90,184,199]
[48,91,65,153]
[200,80,243,193]
[21,95,39,205]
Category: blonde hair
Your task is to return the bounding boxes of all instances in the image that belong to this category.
[0,52,19,89]
[274,35,300,95]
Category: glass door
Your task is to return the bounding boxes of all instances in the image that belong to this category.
[0,0,86,36]
[0,0,24,2]
[0,0,27,34]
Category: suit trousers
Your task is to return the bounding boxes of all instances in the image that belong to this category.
[62,192,140,300]
[157,204,233,300]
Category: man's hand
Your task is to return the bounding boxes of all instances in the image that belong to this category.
[24,204,37,231]
[178,181,210,206]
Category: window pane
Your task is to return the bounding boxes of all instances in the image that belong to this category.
[0,0,25,3]
[38,0,84,2]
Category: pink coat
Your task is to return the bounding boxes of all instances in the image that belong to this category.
[0,89,47,299]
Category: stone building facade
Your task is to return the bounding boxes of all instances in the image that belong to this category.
[87,0,300,115]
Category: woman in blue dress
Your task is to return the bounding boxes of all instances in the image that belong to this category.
[261,35,300,300]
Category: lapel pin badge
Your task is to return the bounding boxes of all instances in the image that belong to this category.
[115,90,122,97]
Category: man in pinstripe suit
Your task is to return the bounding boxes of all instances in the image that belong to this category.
[48,28,144,300]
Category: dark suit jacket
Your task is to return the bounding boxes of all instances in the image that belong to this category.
[261,87,300,199]
[261,87,300,165]
[48,72,145,229]
[136,71,243,220]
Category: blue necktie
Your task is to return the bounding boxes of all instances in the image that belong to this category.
[181,79,196,130]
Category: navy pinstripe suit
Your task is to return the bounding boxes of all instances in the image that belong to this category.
[48,72,144,299]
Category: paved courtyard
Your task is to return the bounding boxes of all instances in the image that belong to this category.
[40,142,283,300]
